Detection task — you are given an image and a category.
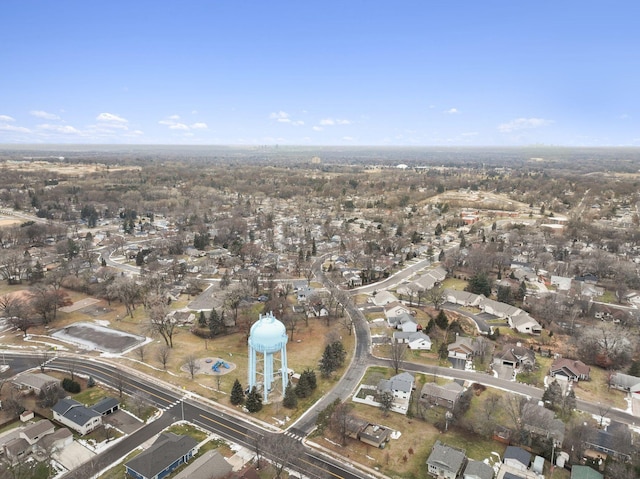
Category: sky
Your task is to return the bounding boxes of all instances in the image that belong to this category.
[1,1,639,146]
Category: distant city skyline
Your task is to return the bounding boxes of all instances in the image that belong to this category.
[1,1,638,146]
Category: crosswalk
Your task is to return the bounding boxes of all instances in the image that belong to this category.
[160,399,182,412]
[283,430,304,441]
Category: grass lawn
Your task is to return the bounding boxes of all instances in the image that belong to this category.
[441,278,467,290]
[572,367,627,409]
[97,450,140,479]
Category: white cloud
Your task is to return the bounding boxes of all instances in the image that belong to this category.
[96,112,128,123]
[159,117,209,132]
[168,114,181,120]
[498,117,553,133]
[269,111,290,121]
[38,124,80,134]
[0,124,31,133]
[191,122,208,130]
[30,110,60,120]
[312,126,323,132]
[320,118,351,126]
[0,115,15,122]
[169,123,190,130]
[342,136,354,141]
[293,120,304,126]
[444,108,458,114]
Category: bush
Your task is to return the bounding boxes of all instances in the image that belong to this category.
[62,377,81,393]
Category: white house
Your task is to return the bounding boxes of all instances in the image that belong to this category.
[52,398,102,435]
[393,331,431,350]
[372,290,398,306]
[377,372,414,400]
[384,301,410,319]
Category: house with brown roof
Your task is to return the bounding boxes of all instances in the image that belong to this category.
[549,357,590,381]
[420,381,464,409]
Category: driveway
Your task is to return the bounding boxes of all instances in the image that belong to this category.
[103,409,144,435]
[442,302,491,334]
[54,441,95,470]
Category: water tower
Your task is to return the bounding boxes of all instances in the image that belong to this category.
[248,311,288,403]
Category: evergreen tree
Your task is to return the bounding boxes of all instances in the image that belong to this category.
[245,386,263,413]
[320,341,346,377]
[438,249,445,262]
[425,318,436,334]
[208,307,225,336]
[435,309,449,329]
[562,388,576,415]
[627,360,640,377]
[311,238,317,256]
[542,380,563,411]
[295,373,310,398]
[304,368,317,391]
[465,272,492,297]
[87,376,96,388]
[438,342,449,360]
[497,285,514,305]
[434,223,443,236]
[198,311,207,328]
[283,381,298,409]
[230,379,245,406]
[459,232,466,248]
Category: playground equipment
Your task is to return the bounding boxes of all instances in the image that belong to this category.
[212,360,229,372]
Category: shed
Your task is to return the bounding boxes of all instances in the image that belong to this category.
[532,455,544,474]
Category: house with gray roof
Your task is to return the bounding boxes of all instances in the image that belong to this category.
[11,372,60,395]
[91,397,120,416]
[426,440,467,479]
[503,446,530,471]
[393,331,431,350]
[463,459,494,479]
[173,450,232,479]
[377,372,414,400]
[610,372,640,394]
[549,357,590,382]
[125,432,198,479]
[52,398,102,435]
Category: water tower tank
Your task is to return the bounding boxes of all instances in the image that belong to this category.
[247,312,289,403]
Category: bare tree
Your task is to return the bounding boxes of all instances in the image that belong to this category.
[156,344,171,370]
[264,433,304,479]
[185,354,200,380]
[146,295,176,348]
[426,285,446,310]
[389,338,406,374]
[114,370,126,398]
[330,401,354,446]
[38,349,52,372]
[128,391,151,417]
[134,343,147,362]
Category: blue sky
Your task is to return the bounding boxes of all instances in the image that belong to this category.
[1,1,639,146]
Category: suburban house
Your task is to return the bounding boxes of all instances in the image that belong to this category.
[387,311,419,332]
[549,357,591,381]
[420,381,464,409]
[398,266,447,295]
[583,421,632,462]
[570,465,603,479]
[444,289,484,307]
[91,397,120,416]
[11,372,61,395]
[2,420,57,463]
[125,432,198,479]
[609,372,640,395]
[52,398,102,435]
[377,372,415,400]
[345,416,392,449]
[521,401,565,446]
[493,344,535,370]
[463,459,495,479]
[503,446,531,471]
[448,336,480,361]
[393,331,432,350]
[384,301,411,320]
[172,450,232,479]
[371,290,398,306]
[508,311,542,335]
[426,440,467,479]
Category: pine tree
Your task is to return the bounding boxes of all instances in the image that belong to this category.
[295,374,309,398]
[320,341,346,377]
[245,386,263,413]
[230,379,245,406]
[435,310,449,329]
[208,307,224,336]
[87,376,96,388]
[425,318,436,334]
[542,380,563,411]
[627,360,640,377]
[198,311,207,328]
[283,382,298,409]
[304,368,317,391]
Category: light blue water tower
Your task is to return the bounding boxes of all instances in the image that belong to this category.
[248,311,288,403]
